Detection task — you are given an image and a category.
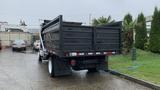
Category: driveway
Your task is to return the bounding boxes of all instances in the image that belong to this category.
[0,49,151,90]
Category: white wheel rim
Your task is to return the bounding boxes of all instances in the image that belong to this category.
[48,59,52,74]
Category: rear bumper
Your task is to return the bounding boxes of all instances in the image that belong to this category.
[12,47,26,50]
[64,55,107,70]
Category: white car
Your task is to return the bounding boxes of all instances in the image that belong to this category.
[12,40,27,51]
[33,40,40,51]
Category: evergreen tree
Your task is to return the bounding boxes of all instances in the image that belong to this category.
[149,7,160,53]
[135,13,147,50]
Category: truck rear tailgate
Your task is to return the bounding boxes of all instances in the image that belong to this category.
[62,25,93,52]
[62,25,121,54]
[95,27,121,52]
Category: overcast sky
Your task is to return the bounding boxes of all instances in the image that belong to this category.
[0,0,160,27]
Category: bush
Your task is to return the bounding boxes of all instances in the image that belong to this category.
[135,13,147,50]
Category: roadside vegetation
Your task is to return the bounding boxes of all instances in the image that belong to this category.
[92,7,160,85]
[92,16,115,26]
[149,7,160,53]
[109,49,160,85]
[122,14,135,54]
[135,13,147,50]
[109,7,160,85]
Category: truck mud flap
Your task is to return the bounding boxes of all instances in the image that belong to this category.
[97,56,108,71]
[53,57,72,76]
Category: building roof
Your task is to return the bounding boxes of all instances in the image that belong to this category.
[6,28,23,32]
[28,28,40,33]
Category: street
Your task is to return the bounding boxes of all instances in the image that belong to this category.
[0,49,151,90]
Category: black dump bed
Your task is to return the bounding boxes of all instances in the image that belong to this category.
[41,15,122,57]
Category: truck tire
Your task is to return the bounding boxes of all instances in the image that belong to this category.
[12,48,15,51]
[24,47,26,51]
[88,68,97,72]
[48,57,55,77]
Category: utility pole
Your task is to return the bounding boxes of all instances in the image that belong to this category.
[89,13,92,25]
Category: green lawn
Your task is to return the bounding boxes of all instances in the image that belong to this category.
[109,49,160,85]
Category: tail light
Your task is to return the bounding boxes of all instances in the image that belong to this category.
[105,51,116,56]
[70,60,76,66]
[107,52,113,55]
[64,52,69,56]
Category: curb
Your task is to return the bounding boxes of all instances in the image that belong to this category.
[105,69,160,90]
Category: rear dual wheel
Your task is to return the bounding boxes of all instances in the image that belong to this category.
[38,52,56,77]
[23,47,26,51]
[48,57,55,77]
[12,48,16,51]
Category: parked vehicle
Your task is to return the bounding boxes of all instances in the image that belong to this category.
[12,40,27,51]
[38,15,122,77]
[0,40,2,50]
[33,40,40,51]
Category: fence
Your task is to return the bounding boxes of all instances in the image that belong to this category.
[0,31,32,47]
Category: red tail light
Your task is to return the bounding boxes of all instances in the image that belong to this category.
[77,52,81,56]
[105,51,116,56]
[107,52,113,55]
[64,52,68,56]
[71,60,76,66]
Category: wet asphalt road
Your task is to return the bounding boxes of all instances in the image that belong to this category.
[0,49,152,90]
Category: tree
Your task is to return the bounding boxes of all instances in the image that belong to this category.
[92,16,115,26]
[124,14,133,24]
[149,7,160,53]
[135,13,147,50]
[123,13,135,54]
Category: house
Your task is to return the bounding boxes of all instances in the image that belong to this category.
[0,21,28,32]
[0,22,8,31]
[146,16,152,37]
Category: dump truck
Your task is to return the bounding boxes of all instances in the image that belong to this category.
[38,15,122,77]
